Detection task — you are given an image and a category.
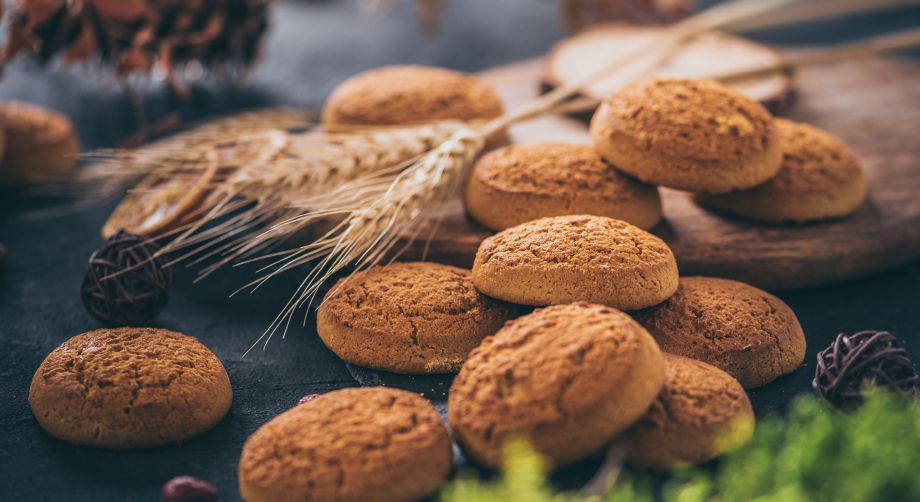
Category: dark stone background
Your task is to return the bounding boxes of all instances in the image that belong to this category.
[1,1,919,500]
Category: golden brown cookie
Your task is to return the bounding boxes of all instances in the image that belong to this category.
[632,276,806,388]
[464,143,662,231]
[322,65,504,128]
[239,387,452,502]
[317,262,517,374]
[0,101,80,184]
[29,327,232,449]
[695,119,867,222]
[472,215,678,309]
[626,354,755,470]
[449,302,665,468]
[589,79,782,193]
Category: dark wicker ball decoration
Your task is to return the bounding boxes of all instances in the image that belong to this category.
[813,330,918,408]
[81,230,173,325]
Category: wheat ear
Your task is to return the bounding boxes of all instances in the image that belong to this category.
[241,126,485,350]
[83,113,468,278]
[161,120,469,277]
[77,108,310,201]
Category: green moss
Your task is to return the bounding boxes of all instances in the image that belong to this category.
[438,390,920,502]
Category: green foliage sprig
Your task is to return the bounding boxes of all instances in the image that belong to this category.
[439,390,920,502]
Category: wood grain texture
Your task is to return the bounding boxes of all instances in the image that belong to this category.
[401,55,920,290]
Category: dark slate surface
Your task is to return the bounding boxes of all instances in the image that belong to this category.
[1,1,919,500]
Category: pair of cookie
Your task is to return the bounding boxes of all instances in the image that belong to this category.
[29,327,232,449]
[590,78,867,222]
[448,302,755,470]
[0,101,80,185]
[314,215,675,375]
[316,214,678,373]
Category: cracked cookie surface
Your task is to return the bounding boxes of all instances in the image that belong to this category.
[464,143,662,231]
[238,387,452,502]
[317,262,517,374]
[472,215,678,309]
[632,276,806,388]
[590,78,782,193]
[448,302,665,467]
[695,118,867,222]
[28,327,232,449]
[626,354,754,470]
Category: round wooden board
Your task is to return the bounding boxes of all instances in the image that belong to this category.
[401,54,920,291]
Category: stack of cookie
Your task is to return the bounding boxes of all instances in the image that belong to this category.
[588,78,867,223]
[465,78,867,229]
[449,215,805,470]
[232,68,826,501]
[19,65,862,501]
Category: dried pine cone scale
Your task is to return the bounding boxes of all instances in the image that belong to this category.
[1,0,272,92]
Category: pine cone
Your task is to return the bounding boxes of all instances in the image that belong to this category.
[0,0,273,96]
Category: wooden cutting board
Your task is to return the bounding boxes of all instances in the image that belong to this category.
[401,54,920,291]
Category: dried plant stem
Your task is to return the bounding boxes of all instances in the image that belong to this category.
[550,26,920,116]
[81,116,468,277]
[715,27,920,83]
[725,0,920,33]
[496,0,801,134]
[159,121,469,275]
[243,128,485,350]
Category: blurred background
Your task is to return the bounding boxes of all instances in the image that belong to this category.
[1,0,918,151]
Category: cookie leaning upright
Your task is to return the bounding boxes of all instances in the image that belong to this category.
[472,215,678,309]
[464,143,662,231]
[449,302,665,468]
[316,262,517,374]
[632,276,806,388]
[590,79,782,193]
[0,101,80,185]
[321,65,504,128]
[239,387,452,502]
[696,119,868,222]
[29,327,232,449]
[626,354,755,470]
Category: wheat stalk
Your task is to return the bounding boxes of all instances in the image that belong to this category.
[77,108,310,201]
[169,120,469,276]
[81,114,468,279]
[240,127,485,350]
